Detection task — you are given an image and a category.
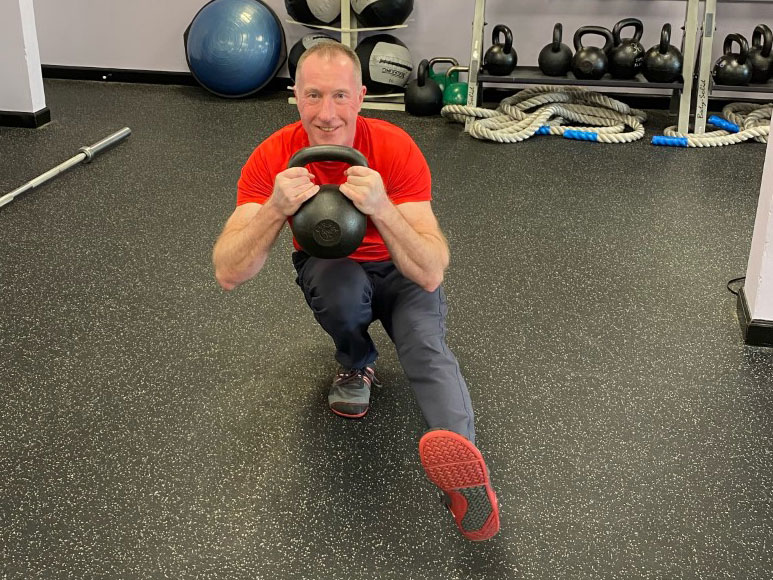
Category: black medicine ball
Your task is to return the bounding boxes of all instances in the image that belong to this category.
[288,33,339,80]
[285,0,341,25]
[351,0,414,28]
[355,34,413,94]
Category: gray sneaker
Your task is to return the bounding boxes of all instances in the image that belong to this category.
[328,364,382,418]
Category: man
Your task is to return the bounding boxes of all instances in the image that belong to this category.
[212,42,499,541]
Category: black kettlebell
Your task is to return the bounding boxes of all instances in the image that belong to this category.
[643,23,683,83]
[713,33,752,86]
[609,18,645,79]
[538,23,573,76]
[484,24,517,76]
[405,59,443,116]
[749,24,773,83]
[572,26,614,80]
[289,146,368,260]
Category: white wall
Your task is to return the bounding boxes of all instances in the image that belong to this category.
[30,0,773,79]
[745,115,773,321]
[1,0,45,113]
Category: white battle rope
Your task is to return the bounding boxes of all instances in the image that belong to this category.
[653,102,771,148]
[440,86,647,144]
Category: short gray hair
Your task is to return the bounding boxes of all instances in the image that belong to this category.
[295,41,362,86]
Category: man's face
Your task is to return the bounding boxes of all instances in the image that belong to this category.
[294,52,367,147]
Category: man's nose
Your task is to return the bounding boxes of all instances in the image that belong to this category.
[318,95,336,120]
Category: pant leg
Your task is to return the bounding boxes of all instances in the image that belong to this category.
[293,252,378,369]
[366,262,476,443]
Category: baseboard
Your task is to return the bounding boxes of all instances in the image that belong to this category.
[41,65,292,93]
[0,107,51,128]
[737,287,773,347]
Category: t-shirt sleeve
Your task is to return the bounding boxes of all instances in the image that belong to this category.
[236,145,274,206]
[384,133,432,205]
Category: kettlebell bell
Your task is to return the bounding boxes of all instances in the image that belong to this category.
[643,23,683,83]
[484,24,517,76]
[405,59,443,116]
[428,57,459,92]
[443,66,469,105]
[289,146,368,260]
[609,18,645,79]
[572,26,614,80]
[749,24,773,83]
[713,33,752,86]
[538,23,573,76]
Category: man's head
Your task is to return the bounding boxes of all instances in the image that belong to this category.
[293,42,367,147]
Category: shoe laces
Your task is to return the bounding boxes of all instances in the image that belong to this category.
[335,366,378,387]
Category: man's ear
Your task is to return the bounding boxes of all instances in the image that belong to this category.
[356,85,367,110]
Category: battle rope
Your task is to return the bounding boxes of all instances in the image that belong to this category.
[653,102,771,147]
[440,85,647,144]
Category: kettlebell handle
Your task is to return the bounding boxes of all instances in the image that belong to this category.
[288,145,369,169]
[659,23,672,54]
[613,18,644,45]
[724,33,750,64]
[574,26,614,53]
[492,24,514,54]
[752,24,773,58]
[428,56,459,75]
[552,23,563,51]
[416,59,430,87]
[445,65,469,81]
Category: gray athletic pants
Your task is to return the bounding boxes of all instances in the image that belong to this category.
[292,251,476,443]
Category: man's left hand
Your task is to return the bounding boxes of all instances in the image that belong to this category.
[340,166,390,217]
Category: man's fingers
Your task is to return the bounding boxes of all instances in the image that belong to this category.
[283,167,315,179]
[286,175,315,189]
[298,184,320,202]
[343,175,374,187]
[344,165,370,176]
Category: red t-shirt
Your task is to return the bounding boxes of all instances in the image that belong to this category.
[236,116,432,262]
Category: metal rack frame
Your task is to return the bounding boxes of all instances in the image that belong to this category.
[464,0,704,133]
[285,0,409,111]
[693,0,773,133]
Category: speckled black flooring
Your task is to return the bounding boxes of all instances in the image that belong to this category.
[2,79,773,579]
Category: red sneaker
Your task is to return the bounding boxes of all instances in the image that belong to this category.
[418,429,500,541]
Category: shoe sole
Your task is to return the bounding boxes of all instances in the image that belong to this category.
[330,407,368,419]
[418,430,500,541]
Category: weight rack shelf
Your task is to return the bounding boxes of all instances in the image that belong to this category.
[712,82,773,92]
[478,66,685,90]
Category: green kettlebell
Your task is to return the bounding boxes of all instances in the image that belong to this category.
[442,65,469,105]
[428,57,459,93]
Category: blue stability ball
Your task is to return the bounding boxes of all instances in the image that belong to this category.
[184,0,287,98]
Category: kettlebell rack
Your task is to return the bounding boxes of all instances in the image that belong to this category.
[285,0,409,111]
[465,0,703,134]
[693,0,773,133]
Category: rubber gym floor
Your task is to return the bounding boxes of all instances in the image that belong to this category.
[2,79,772,579]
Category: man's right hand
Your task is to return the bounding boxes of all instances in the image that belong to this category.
[266,167,319,217]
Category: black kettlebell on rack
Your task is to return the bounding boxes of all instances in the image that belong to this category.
[749,24,773,83]
[538,23,573,76]
[289,146,368,260]
[609,18,645,79]
[643,23,683,83]
[405,59,443,116]
[572,26,614,80]
[713,33,752,86]
[484,24,517,75]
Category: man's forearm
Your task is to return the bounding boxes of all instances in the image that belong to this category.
[213,203,287,290]
[371,203,449,292]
